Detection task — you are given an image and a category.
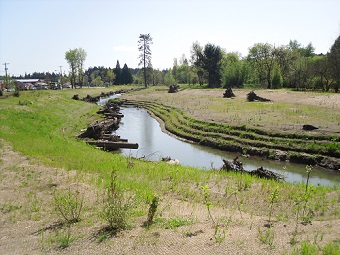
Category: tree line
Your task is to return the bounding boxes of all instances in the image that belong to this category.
[167,35,340,92]
[6,33,340,92]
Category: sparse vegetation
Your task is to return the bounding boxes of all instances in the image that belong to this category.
[99,170,134,235]
[144,196,159,227]
[54,188,84,224]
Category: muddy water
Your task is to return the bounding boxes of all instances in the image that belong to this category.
[112,107,340,187]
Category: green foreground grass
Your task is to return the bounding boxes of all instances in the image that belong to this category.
[1,87,340,253]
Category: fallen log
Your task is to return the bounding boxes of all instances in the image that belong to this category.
[247,91,271,102]
[220,158,284,181]
[302,124,318,131]
[249,167,284,181]
[86,140,139,150]
[101,134,128,142]
[221,157,244,172]
[104,113,124,118]
[78,119,120,139]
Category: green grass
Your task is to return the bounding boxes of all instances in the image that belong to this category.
[0,87,339,222]
[154,217,194,229]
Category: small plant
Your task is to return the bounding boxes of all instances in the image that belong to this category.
[55,228,75,249]
[267,186,279,227]
[144,196,159,227]
[229,188,243,219]
[301,165,314,225]
[100,170,134,234]
[1,202,22,213]
[305,165,312,192]
[155,217,193,229]
[201,184,215,225]
[290,241,319,255]
[214,222,226,244]
[291,196,302,246]
[258,227,275,249]
[54,188,83,224]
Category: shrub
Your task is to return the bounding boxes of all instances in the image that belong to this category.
[54,188,84,224]
[144,196,159,227]
[100,171,134,234]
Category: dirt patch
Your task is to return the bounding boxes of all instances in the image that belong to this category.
[1,142,340,254]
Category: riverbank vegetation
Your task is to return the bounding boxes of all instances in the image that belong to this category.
[1,87,339,254]
[121,86,340,170]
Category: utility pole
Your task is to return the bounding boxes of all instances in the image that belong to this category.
[59,66,63,89]
[3,63,9,88]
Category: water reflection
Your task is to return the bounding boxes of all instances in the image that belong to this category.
[114,107,340,187]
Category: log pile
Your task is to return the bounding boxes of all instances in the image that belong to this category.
[221,157,284,181]
[78,119,120,140]
[78,96,138,151]
[72,90,126,103]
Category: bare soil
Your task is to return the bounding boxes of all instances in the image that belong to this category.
[1,143,339,254]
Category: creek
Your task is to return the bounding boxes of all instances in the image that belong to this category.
[98,96,340,187]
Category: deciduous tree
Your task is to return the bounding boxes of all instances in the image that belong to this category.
[65,48,87,89]
[190,41,204,86]
[76,48,87,88]
[105,69,116,85]
[247,43,276,89]
[65,49,78,89]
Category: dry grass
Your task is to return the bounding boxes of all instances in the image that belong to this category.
[121,88,340,136]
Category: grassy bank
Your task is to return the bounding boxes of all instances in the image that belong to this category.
[1,87,340,254]
[121,86,340,169]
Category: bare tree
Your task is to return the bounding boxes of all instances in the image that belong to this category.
[138,34,153,87]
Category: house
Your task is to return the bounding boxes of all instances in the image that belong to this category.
[15,79,40,90]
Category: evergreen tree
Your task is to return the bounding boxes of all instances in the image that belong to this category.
[121,64,133,84]
[202,44,223,88]
[138,33,153,87]
[328,35,340,92]
[114,60,122,85]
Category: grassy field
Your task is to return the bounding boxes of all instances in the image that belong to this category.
[0,86,339,254]
[121,87,340,169]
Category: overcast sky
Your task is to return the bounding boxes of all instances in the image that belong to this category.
[1,0,339,76]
